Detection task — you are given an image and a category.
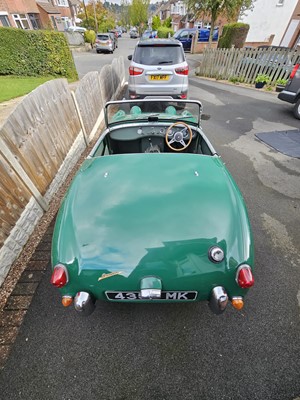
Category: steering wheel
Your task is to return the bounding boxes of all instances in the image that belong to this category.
[165,122,193,152]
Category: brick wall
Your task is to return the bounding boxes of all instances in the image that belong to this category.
[0,0,8,9]
[57,6,71,18]
[4,0,39,13]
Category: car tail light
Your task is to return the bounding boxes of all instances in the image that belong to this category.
[290,64,299,79]
[175,66,189,76]
[231,297,244,310]
[129,66,144,76]
[62,296,73,307]
[236,265,254,288]
[108,40,112,44]
[180,93,187,99]
[50,264,68,288]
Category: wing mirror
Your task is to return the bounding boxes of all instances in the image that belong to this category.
[128,55,132,61]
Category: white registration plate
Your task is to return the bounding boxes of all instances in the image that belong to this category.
[105,291,197,301]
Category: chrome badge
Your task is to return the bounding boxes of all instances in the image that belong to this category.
[98,271,123,281]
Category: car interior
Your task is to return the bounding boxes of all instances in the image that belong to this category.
[91,105,213,157]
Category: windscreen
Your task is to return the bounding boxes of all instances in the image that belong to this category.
[133,45,185,65]
[97,34,109,40]
[105,100,201,127]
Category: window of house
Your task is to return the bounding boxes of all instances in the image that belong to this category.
[57,0,69,6]
[13,14,30,29]
[0,14,10,27]
[28,13,41,30]
[51,16,58,30]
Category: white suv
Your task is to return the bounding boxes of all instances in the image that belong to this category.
[127,38,189,99]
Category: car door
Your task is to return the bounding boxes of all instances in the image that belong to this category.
[177,30,193,51]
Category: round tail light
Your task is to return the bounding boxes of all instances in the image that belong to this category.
[236,265,254,288]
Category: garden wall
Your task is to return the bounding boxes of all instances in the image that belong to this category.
[0,57,126,286]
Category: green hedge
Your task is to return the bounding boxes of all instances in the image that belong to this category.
[84,29,96,45]
[218,23,249,49]
[0,27,78,80]
[157,27,174,38]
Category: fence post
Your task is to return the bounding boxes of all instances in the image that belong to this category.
[71,91,89,147]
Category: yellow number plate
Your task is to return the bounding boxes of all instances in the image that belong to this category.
[150,75,169,80]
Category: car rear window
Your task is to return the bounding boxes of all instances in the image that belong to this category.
[133,45,185,65]
[97,34,109,40]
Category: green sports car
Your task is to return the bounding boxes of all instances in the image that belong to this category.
[51,99,254,315]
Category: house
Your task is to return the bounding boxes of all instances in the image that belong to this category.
[0,0,80,31]
[151,0,231,37]
[36,1,63,30]
[158,1,171,22]
[239,0,300,49]
[0,0,41,29]
[280,0,300,48]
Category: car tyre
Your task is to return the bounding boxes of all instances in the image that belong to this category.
[293,98,300,120]
[96,50,100,54]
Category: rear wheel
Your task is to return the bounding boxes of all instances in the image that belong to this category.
[293,98,300,119]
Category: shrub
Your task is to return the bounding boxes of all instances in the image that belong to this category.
[229,76,245,84]
[163,17,172,28]
[0,27,78,80]
[255,74,270,84]
[152,16,161,30]
[157,27,174,38]
[229,76,239,84]
[276,78,288,86]
[218,23,249,49]
[84,29,96,45]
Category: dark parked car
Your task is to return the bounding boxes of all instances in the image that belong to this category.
[278,63,300,119]
[173,28,218,51]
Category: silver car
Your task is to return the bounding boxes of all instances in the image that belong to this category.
[95,33,114,54]
[127,39,189,99]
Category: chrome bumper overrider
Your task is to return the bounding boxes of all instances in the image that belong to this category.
[209,286,228,315]
[140,276,162,299]
[74,292,95,316]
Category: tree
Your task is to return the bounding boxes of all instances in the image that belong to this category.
[120,0,131,29]
[129,0,150,34]
[163,16,172,28]
[152,15,161,30]
[186,0,254,47]
[77,1,115,32]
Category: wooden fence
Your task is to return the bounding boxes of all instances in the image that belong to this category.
[196,47,300,85]
[0,56,126,286]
